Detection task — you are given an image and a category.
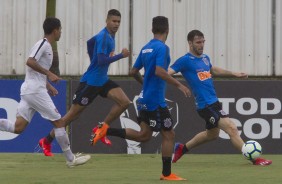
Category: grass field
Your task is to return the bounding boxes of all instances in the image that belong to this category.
[0,153,281,184]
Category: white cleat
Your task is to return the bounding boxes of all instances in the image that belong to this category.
[66,153,91,168]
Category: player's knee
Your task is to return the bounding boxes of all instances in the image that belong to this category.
[138,131,152,142]
[207,130,219,141]
[228,125,239,137]
[120,99,131,109]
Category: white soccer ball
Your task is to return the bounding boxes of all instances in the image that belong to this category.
[241,140,262,160]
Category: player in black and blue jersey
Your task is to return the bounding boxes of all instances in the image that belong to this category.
[169,29,272,166]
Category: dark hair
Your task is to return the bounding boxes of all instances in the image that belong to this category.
[187,30,204,42]
[43,17,61,35]
[107,9,121,18]
[152,16,169,34]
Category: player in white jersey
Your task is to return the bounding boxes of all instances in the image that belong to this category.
[0,17,90,168]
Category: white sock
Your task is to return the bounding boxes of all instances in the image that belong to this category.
[54,127,74,162]
[0,119,15,133]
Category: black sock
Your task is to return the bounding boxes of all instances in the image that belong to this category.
[45,133,54,143]
[106,128,126,138]
[182,144,189,154]
[162,157,172,176]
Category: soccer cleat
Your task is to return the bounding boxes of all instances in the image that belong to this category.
[252,158,272,165]
[160,173,187,181]
[66,153,91,168]
[92,126,112,146]
[39,138,54,157]
[90,123,109,145]
[172,143,184,163]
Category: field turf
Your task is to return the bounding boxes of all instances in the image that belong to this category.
[0,153,280,184]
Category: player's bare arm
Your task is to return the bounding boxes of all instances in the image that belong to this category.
[26,57,61,83]
[130,67,143,85]
[156,66,191,97]
[211,66,248,78]
[46,82,58,96]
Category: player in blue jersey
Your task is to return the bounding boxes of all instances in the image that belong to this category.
[38,9,130,155]
[103,16,190,180]
[169,29,272,166]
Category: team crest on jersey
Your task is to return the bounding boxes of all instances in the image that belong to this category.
[202,57,209,65]
[81,97,89,105]
[164,118,172,128]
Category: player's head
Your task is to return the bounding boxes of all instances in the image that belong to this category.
[152,16,169,39]
[43,17,62,41]
[106,9,121,35]
[187,30,205,56]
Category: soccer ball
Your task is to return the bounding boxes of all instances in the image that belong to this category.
[241,140,262,160]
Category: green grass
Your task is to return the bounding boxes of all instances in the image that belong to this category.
[0,154,281,184]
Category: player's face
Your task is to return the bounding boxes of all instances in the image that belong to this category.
[189,36,205,57]
[106,15,121,35]
[54,27,62,41]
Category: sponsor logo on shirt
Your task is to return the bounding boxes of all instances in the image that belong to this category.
[142,49,153,53]
[197,71,212,81]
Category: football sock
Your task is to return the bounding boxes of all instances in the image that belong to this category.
[182,144,189,154]
[54,127,74,162]
[106,128,126,138]
[0,119,15,133]
[162,157,172,176]
[45,133,54,143]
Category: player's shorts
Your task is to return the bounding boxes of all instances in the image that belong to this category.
[72,80,119,106]
[197,101,229,130]
[17,92,61,122]
[137,106,173,132]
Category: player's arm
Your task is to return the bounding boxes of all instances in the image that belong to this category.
[168,68,177,75]
[97,48,130,66]
[26,57,61,83]
[156,66,191,97]
[211,66,248,78]
[46,82,58,96]
[130,67,143,85]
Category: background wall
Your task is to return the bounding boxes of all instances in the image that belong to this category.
[0,0,280,76]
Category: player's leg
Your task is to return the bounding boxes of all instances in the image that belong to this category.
[0,97,34,134]
[159,107,186,180]
[218,117,244,151]
[91,80,131,145]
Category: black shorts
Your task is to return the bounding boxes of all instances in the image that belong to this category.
[137,107,173,132]
[72,80,119,106]
[197,101,229,130]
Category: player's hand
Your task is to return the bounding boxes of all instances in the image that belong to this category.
[47,71,61,83]
[121,48,130,58]
[234,72,248,78]
[178,84,192,98]
[48,85,58,96]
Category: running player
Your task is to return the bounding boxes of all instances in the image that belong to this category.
[38,9,130,155]
[102,16,190,180]
[169,29,272,166]
[0,17,90,167]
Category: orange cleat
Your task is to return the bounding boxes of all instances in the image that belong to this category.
[92,126,112,146]
[160,173,187,181]
[39,138,54,157]
[90,123,109,145]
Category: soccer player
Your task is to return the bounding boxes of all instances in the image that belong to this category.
[169,29,272,166]
[103,16,191,180]
[38,9,131,155]
[0,17,90,167]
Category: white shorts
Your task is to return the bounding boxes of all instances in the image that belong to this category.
[17,92,61,122]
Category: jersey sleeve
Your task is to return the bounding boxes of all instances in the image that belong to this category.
[96,33,108,55]
[156,45,169,69]
[29,39,47,62]
[170,57,185,73]
[133,51,143,69]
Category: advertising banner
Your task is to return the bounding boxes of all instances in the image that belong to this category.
[70,80,282,154]
[0,80,66,153]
